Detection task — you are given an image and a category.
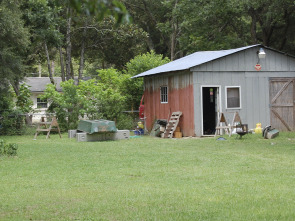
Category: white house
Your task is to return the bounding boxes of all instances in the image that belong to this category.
[23,77,63,122]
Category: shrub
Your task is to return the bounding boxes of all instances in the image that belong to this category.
[0,140,18,156]
[0,110,26,135]
[116,113,137,130]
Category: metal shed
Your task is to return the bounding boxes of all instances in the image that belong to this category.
[133,45,295,137]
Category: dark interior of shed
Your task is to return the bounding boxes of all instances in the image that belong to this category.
[202,87,217,135]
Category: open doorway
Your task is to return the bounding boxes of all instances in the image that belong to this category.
[202,86,220,136]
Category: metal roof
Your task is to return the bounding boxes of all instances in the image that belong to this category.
[132,44,261,78]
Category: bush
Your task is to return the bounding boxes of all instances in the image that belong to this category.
[0,110,26,135]
[0,140,18,156]
[116,113,137,130]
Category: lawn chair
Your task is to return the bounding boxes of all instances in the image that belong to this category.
[34,116,62,139]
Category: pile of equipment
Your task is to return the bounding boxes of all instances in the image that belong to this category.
[69,119,129,142]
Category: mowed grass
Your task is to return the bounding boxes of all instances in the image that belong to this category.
[1,132,295,220]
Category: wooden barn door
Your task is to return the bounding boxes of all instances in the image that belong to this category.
[269,78,295,131]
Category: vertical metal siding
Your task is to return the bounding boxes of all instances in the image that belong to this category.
[192,47,295,136]
[144,71,195,137]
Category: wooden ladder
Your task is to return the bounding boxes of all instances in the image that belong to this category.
[163,111,182,138]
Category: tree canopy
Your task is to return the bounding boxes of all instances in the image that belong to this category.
[1,0,295,123]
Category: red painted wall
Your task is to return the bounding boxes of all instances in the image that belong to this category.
[144,72,195,137]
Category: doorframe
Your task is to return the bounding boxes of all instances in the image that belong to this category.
[201,85,222,136]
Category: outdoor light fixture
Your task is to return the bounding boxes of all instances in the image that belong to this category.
[258,48,266,59]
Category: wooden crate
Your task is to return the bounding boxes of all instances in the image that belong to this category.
[174,132,182,138]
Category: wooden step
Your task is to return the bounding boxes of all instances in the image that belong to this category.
[163,111,182,138]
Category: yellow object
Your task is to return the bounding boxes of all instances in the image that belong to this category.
[137,121,144,129]
[174,132,182,138]
[254,123,262,134]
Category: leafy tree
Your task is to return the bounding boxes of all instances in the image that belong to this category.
[69,0,131,23]
[123,0,171,56]
[22,0,63,84]
[240,0,295,52]
[0,87,14,114]
[43,80,84,129]
[125,50,170,76]
[43,75,127,130]
[71,18,148,73]
[122,51,170,111]
[0,0,30,96]
[15,83,34,114]
[95,69,127,119]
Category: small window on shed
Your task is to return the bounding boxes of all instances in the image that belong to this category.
[160,86,168,103]
[37,98,48,108]
[226,86,241,109]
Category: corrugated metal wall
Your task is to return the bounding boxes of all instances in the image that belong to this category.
[143,46,295,137]
[144,70,195,137]
[192,47,295,136]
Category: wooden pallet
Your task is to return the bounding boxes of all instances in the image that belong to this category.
[163,111,182,138]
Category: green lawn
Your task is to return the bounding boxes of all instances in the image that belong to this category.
[1,132,295,220]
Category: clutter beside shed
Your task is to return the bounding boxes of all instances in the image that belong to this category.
[149,112,183,138]
[235,124,248,139]
[163,112,182,138]
[262,125,279,139]
[77,119,117,134]
[134,121,144,135]
[70,119,130,142]
[150,119,167,137]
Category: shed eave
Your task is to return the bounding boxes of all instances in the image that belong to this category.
[132,44,262,78]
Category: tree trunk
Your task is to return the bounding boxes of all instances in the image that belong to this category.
[170,0,178,61]
[38,64,42,77]
[51,60,55,76]
[11,78,20,96]
[44,41,55,85]
[66,7,72,80]
[70,60,74,80]
[59,46,66,82]
[249,9,257,44]
[78,23,87,84]
[170,24,176,61]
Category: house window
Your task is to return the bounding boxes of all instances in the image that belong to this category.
[37,98,48,108]
[160,86,168,103]
[226,86,241,109]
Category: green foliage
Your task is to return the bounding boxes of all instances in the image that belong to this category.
[125,51,170,76]
[0,110,26,135]
[83,18,148,70]
[69,0,131,24]
[95,69,127,120]
[43,74,127,130]
[15,83,33,113]
[122,51,170,111]
[0,85,28,136]
[0,140,18,157]
[0,87,14,113]
[43,80,84,130]
[23,0,63,45]
[0,0,30,93]
[116,113,136,130]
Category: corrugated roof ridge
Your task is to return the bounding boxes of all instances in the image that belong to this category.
[132,44,261,78]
